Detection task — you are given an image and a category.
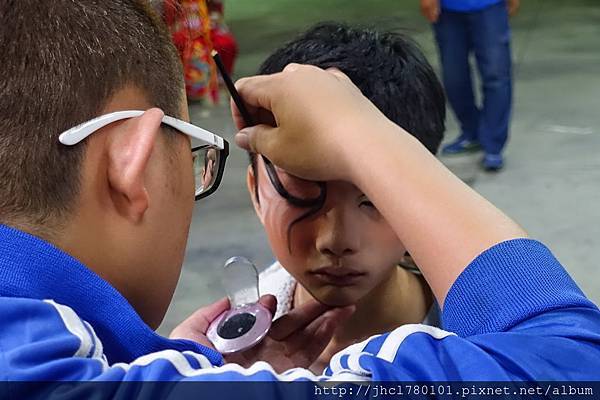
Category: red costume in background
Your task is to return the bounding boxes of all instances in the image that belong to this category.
[164,0,238,102]
[209,0,238,77]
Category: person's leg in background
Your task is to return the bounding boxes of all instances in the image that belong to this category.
[471,1,513,171]
[434,10,481,155]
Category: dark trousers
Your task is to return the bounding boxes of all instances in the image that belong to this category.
[434,1,513,155]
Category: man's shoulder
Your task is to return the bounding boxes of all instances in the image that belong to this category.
[0,296,74,331]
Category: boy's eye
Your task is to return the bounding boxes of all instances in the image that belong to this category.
[274,168,322,199]
[359,200,375,208]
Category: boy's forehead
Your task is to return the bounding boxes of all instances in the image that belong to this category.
[260,158,364,196]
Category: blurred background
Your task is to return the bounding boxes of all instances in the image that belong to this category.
[158,0,600,335]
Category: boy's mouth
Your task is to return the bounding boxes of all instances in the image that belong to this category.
[310,266,366,286]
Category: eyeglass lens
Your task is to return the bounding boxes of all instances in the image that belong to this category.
[193,147,220,197]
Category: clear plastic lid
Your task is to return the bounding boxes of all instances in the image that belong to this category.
[221,256,260,308]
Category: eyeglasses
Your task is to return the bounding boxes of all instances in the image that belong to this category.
[58,110,229,200]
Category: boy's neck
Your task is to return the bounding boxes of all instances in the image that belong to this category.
[295,265,433,348]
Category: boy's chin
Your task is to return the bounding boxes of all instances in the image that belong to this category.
[309,286,363,308]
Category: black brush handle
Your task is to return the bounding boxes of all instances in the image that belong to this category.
[212,50,255,127]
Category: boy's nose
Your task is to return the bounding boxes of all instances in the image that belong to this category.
[315,208,360,258]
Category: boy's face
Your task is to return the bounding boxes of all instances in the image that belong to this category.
[249,158,406,307]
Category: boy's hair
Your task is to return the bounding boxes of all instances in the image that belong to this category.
[251,22,446,198]
[0,0,183,232]
[260,23,445,152]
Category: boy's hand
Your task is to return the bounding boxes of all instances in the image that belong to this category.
[420,0,440,23]
[232,64,393,183]
[225,300,354,373]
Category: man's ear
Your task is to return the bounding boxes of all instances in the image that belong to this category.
[246,165,264,225]
[107,108,164,223]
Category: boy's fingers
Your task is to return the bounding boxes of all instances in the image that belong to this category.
[284,306,355,361]
[234,132,251,151]
[230,97,248,131]
[268,300,331,341]
[230,96,276,126]
[235,124,278,156]
[234,75,280,115]
[325,67,352,84]
[258,294,277,316]
[282,62,301,73]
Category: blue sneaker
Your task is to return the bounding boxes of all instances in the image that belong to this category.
[481,153,504,171]
[442,136,481,155]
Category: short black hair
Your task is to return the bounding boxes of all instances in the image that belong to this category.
[250,23,446,250]
[0,0,183,233]
[259,22,446,154]
[251,22,446,207]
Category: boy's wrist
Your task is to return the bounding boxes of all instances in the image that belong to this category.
[341,118,409,185]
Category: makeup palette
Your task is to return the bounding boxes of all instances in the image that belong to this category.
[207,256,272,354]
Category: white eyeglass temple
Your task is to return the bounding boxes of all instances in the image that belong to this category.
[58,110,225,149]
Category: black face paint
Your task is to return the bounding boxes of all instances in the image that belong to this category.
[212,51,328,254]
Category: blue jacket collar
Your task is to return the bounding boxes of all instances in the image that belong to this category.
[0,224,223,366]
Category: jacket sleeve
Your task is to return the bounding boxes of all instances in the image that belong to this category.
[323,239,600,381]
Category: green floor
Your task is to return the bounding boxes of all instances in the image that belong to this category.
[228,0,429,77]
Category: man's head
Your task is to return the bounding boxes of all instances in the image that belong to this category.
[248,23,446,306]
[0,0,194,328]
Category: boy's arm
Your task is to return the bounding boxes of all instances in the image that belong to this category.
[324,238,600,380]
[229,65,600,380]
[232,65,525,305]
[346,119,527,305]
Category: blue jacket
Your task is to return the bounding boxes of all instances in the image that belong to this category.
[441,0,503,12]
[1,224,599,394]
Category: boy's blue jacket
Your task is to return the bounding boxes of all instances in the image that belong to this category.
[1,224,599,394]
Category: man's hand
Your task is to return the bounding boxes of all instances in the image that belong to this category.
[170,294,354,373]
[507,0,520,16]
[169,296,280,348]
[169,296,231,349]
[232,64,392,183]
[420,0,440,23]
[225,299,354,373]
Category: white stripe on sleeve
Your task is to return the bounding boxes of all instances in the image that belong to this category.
[44,299,94,358]
[376,324,455,362]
